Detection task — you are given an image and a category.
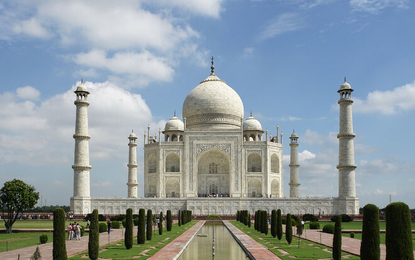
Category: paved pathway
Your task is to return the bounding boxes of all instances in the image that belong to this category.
[0,228,135,260]
[224,221,281,260]
[148,221,205,260]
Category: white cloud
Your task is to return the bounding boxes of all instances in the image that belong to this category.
[241,47,254,59]
[16,86,41,100]
[145,0,224,18]
[12,17,50,39]
[350,0,409,13]
[258,13,306,41]
[300,0,337,9]
[298,150,316,162]
[354,81,415,114]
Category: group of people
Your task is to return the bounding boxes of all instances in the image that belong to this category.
[67,222,82,240]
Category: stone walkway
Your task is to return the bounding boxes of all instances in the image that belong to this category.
[0,228,136,260]
[147,221,205,260]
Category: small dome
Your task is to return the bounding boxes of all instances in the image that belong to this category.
[290,132,299,138]
[129,132,137,139]
[164,116,184,131]
[182,73,244,130]
[340,81,351,90]
[75,82,89,93]
[243,115,262,131]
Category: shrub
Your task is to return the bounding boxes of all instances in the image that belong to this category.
[137,209,145,244]
[286,214,293,244]
[322,224,334,234]
[331,214,353,222]
[385,202,414,260]
[282,217,287,224]
[125,208,133,249]
[350,232,355,238]
[133,217,139,226]
[98,214,106,221]
[271,210,277,238]
[206,214,222,220]
[111,220,121,229]
[333,215,342,260]
[122,219,126,228]
[110,215,126,222]
[88,209,99,260]
[360,204,379,260]
[303,213,318,222]
[30,246,41,260]
[40,234,48,244]
[52,208,67,260]
[291,218,296,226]
[146,210,153,240]
[309,222,320,229]
[99,223,107,233]
[276,209,282,240]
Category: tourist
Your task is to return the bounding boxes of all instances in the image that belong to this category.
[86,219,90,229]
[67,223,73,240]
[107,220,111,234]
[76,223,81,240]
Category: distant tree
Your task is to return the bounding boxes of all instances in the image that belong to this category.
[137,208,145,244]
[125,208,133,249]
[276,209,282,240]
[271,210,277,238]
[159,211,163,235]
[385,202,414,260]
[286,214,292,244]
[146,210,153,240]
[52,208,67,260]
[88,209,99,259]
[332,215,342,260]
[167,210,172,231]
[360,204,380,260]
[296,218,303,248]
[0,179,39,233]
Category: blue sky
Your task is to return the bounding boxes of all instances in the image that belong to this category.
[0,0,414,209]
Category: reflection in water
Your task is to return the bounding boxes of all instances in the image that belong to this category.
[178,222,248,260]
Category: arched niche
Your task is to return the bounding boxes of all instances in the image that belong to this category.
[197,149,230,196]
[271,154,279,173]
[165,179,180,198]
[165,153,180,172]
[248,179,262,197]
[247,153,262,172]
[271,179,280,198]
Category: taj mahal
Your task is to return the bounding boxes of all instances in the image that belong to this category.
[70,60,359,216]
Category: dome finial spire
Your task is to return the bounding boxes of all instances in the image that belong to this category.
[211,56,215,74]
[174,110,176,117]
[344,76,346,83]
[250,111,252,117]
[81,78,83,84]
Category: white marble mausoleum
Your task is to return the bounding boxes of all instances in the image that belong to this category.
[70,61,359,216]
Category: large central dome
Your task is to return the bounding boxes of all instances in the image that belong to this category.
[182,72,244,130]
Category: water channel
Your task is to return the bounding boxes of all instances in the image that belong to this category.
[177,222,249,260]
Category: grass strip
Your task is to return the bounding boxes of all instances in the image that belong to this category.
[0,232,53,252]
[230,221,360,260]
[69,221,197,260]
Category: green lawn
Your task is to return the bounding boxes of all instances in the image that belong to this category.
[342,232,415,248]
[69,221,197,260]
[1,220,102,230]
[0,232,53,252]
[317,221,415,230]
[230,221,360,260]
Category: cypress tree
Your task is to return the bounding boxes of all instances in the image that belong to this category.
[159,212,163,235]
[53,208,67,260]
[89,209,100,258]
[385,202,414,260]
[247,212,251,228]
[181,209,185,224]
[254,211,258,231]
[264,211,269,235]
[286,213,292,244]
[146,209,153,240]
[236,211,239,222]
[276,209,282,240]
[333,215,342,260]
[178,210,181,227]
[137,208,145,244]
[125,208,133,249]
[271,210,277,238]
[360,204,380,260]
[258,211,263,233]
[166,210,172,231]
[260,211,265,233]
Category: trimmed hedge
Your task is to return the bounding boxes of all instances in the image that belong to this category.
[322,224,334,234]
[331,214,353,222]
[360,204,380,260]
[271,210,277,238]
[111,220,121,229]
[137,208,145,244]
[99,223,107,233]
[206,214,222,220]
[385,202,414,260]
[166,210,172,231]
[309,222,320,229]
[303,213,318,222]
[40,234,48,244]
[125,208,133,249]
[159,212,163,235]
[88,209,99,260]
[53,208,67,260]
[333,215,342,260]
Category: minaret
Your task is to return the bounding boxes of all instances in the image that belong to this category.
[289,130,300,198]
[337,78,356,198]
[72,80,91,199]
[127,131,138,198]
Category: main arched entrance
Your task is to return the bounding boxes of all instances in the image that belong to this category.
[197,149,230,197]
